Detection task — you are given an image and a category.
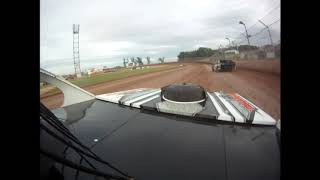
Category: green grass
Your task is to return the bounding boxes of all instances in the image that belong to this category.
[40,65,178,97]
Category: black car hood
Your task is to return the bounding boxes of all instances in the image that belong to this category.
[48,99,280,180]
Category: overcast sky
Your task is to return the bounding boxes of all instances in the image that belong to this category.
[40,0,280,74]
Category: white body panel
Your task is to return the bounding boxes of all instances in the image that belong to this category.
[96,88,147,103]
[40,68,94,107]
[215,92,246,123]
[97,90,277,125]
[207,92,233,121]
[123,90,161,106]
[235,93,277,125]
[131,95,160,108]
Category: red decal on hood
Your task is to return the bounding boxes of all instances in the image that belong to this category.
[229,93,254,111]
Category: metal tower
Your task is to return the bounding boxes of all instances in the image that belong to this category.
[73,24,81,77]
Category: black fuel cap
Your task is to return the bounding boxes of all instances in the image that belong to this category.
[161,83,207,103]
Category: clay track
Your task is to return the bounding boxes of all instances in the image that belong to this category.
[41,63,280,120]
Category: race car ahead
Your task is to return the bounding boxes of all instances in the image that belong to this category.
[212,59,236,72]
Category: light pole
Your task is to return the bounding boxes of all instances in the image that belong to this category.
[219,44,225,59]
[258,20,274,47]
[232,41,238,51]
[225,37,231,48]
[239,21,251,45]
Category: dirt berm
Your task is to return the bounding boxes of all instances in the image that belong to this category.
[233,59,280,75]
[178,58,280,75]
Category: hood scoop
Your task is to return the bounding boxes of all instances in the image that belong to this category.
[156,83,207,116]
[160,83,207,105]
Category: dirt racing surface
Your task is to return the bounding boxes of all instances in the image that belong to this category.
[41,63,280,120]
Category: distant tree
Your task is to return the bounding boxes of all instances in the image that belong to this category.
[146,56,151,64]
[177,52,185,60]
[136,57,143,66]
[158,57,164,63]
[130,57,137,66]
[123,58,129,68]
[177,47,218,61]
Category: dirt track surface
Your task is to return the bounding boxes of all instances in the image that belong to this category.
[41,63,280,120]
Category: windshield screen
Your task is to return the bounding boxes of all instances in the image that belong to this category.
[40,1,281,179]
[40,0,280,120]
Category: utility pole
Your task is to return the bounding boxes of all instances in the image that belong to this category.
[225,37,231,48]
[73,24,81,77]
[219,44,225,59]
[233,41,239,51]
[123,58,128,68]
[258,20,274,47]
[232,41,238,50]
[239,21,251,45]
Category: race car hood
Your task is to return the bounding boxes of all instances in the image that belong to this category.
[51,99,280,180]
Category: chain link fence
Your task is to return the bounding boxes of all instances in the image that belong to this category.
[211,5,280,61]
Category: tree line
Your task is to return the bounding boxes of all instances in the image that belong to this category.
[177,47,218,59]
[123,56,165,67]
[177,45,274,61]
